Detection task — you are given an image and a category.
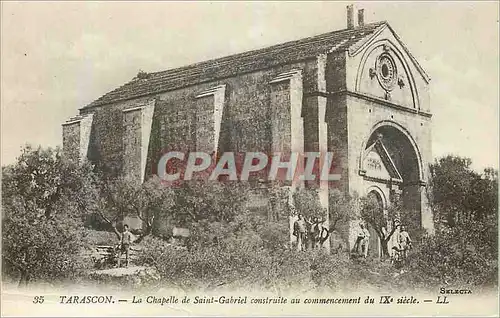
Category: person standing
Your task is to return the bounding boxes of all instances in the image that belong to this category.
[293,214,307,251]
[397,225,412,260]
[353,222,364,255]
[310,216,324,249]
[360,223,371,258]
[305,216,317,249]
[117,224,133,268]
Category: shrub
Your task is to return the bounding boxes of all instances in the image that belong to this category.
[309,250,351,291]
[407,215,498,289]
[2,198,92,286]
[138,210,316,292]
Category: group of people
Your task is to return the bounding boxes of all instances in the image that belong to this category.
[292,214,328,251]
[293,214,413,263]
[353,221,412,260]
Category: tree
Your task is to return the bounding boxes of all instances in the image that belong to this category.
[2,146,96,286]
[408,209,498,287]
[267,186,293,221]
[413,155,499,286]
[172,181,249,225]
[2,145,99,220]
[360,195,400,258]
[133,177,175,240]
[429,155,498,227]
[469,168,498,222]
[328,189,356,234]
[95,176,175,241]
[93,176,132,236]
[293,187,325,219]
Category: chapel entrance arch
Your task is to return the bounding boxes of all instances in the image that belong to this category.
[360,122,422,237]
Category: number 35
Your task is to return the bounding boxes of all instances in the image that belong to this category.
[33,296,44,304]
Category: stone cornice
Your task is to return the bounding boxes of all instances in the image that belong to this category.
[360,174,403,185]
[325,89,432,118]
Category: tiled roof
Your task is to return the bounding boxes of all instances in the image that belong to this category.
[83,21,386,109]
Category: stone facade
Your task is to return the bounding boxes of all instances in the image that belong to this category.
[63,10,433,255]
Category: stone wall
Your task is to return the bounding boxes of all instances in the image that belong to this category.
[62,114,94,163]
[144,60,316,180]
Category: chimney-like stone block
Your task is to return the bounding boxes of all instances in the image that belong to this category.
[346,4,354,29]
[358,9,365,27]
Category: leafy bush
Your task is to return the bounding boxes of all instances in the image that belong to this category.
[2,198,92,286]
[138,207,315,292]
[407,214,497,289]
[139,238,312,291]
[429,155,498,227]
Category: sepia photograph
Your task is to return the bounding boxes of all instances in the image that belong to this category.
[1,1,498,316]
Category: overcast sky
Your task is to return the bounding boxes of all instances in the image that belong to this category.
[1,1,498,171]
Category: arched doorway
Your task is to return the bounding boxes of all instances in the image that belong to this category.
[369,126,420,209]
[360,122,422,252]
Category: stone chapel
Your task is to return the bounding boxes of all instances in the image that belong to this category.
[62,6,434,255]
